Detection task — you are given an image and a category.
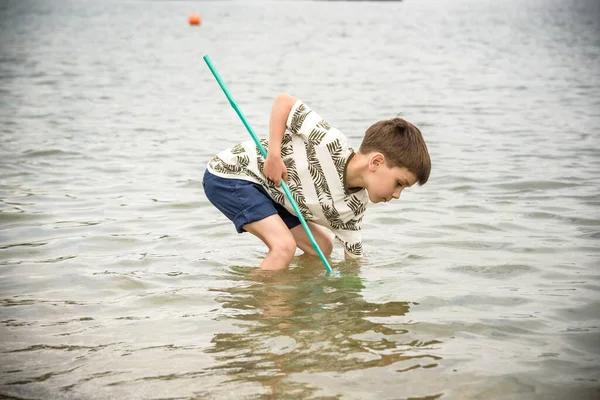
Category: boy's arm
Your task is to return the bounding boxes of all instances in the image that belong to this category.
[263,93,297,187]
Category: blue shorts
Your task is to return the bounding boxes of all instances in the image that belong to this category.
[202,170,301,233]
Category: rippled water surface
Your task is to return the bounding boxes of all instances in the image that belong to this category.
[1,0,599,399]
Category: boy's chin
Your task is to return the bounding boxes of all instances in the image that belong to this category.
[369,195,385,204]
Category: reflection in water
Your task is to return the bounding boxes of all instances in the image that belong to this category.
[206,260,442,398]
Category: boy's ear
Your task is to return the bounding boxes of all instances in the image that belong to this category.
[369,153,385,171]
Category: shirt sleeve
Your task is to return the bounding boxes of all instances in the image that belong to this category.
[286,99,325,139]
[333,229,364,258]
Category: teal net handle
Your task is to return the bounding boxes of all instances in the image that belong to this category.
[203,55,333,274]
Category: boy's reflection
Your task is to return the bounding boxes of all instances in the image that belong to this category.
[206,260,441,397]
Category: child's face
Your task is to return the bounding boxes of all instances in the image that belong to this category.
[367,158,418,204]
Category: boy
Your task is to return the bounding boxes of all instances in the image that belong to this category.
[203,93,431,270]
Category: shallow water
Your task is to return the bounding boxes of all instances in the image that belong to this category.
[1,0,599,399]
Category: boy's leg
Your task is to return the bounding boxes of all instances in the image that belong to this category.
[290,222,334,257]
[243,215,298,271]
[203,171,329,268]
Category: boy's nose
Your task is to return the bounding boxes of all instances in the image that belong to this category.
[392,189,401,199]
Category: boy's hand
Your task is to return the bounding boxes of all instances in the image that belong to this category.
[264,155,288,187]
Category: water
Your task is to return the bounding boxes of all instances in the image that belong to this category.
[1,0,599,398]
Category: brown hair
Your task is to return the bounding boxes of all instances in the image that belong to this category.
[359,118,431,185]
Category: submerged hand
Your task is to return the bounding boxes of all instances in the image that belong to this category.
[264,155,288,187]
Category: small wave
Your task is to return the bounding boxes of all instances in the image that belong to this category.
[21,149,84,159]
[413,240,508,250]
[53,220,104,228]
[449,184,478,192]
[0,241,47,250]
[0,211,49,224]
[0,298,91,307]
[5,366,82,385]
[105,369,209,387]
[448,264,537,279]
[115,316,149,320]
[178,179,203,189]
[5,343,109,353]
[489,180,582,191]
[33,255,77,264]
[148,200,203,210]
[439,223,503,233]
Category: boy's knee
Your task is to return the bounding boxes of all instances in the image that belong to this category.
[304,236,333,257]
[270,238,297,259]
[321,237,334,257]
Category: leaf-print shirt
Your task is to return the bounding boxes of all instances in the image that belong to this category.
[207,100,369,257]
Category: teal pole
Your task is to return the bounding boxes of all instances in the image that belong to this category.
[203,55,333,274]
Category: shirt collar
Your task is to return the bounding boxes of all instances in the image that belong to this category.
[343,151,361,196]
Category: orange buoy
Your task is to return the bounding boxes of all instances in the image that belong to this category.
[188,14,201,25]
